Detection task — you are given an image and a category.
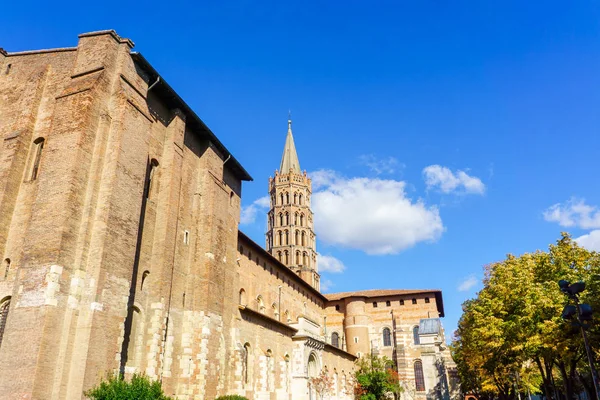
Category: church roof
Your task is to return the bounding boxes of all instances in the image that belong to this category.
[324,289,445,317]
[279,119,301,173]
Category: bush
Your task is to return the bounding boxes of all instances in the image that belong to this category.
[85,373,173,400]
[215,396,249,400]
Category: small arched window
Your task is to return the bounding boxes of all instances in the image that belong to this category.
[239,289,247,305]
[285,230,289,245]
[296,251,301,265]
[300,213,305,226]
[0,297,10,348]
[286,193,290,204]
[413,326,420,345]
[3,259,10,280]
[285,212,289,225]
[295,230,299,245]
[140,270,150,291]
[147,158,159,198]
[414,360,425,391]
[284,251,289,265]
[294,193,298,204]
[331,332,339,348]
[383,328,391,347]
[278,231,283,246]
[243,342,251,386]
[28,137,45,181]
[299,194,303,205]
[280,193,284,205]
[301,231,306,246]
[279,213,284,226]
[257,296,265,314]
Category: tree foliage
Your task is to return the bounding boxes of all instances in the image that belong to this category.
[354,354,402,400]
[85,373,173,400]
[451,233,600,400]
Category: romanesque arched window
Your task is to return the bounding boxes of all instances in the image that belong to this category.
[302,252,308,266]
[286,192,290,204]
[285,212,289,225]
[294,193,298,204]
[141,270,150,291]
[280,193,284,205]
[278,231,283,246]
[285,230,289,245]
[308,353,318,378]
[301,231,306,246]
[413,326,420,345]
[295,230,299,245]
[296,251,301,265]
[257,296,265,314]
[331,332,339,348]
[0,297,10,348]
[147,158,159,199]
[383,327,391,347]
[277,251,282,262]
[295,212,299,225]
[28,137,45,181]
[243,342,251,386]
[3,259,10,280]
[239,289,247,306]
[300,213,305,226]
[284,251,289,265]
[299,193,303,205]
[414,360,425,391]
[279,213,284,226]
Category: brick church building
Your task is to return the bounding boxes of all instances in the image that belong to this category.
[0,30,458,399]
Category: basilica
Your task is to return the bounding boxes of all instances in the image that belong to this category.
[0,30,458,399]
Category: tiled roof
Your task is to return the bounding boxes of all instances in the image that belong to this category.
[324,289,440,301]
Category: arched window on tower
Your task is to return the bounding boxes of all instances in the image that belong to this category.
[285,212,289,225]
[413,326,420,345]
[243,342,251,387]
[0,297,10,348]
[239,289,247,306]
[280,193,284,205]
[277,251,282,262]
[414,360,425,391]
[279,213,284,226]
[284,251,289,265]
[301,231,306,246]
[300,213,305,226]
[286,193,290,204]
[331,332,339,348]
[296,251,301,265]
[257,296,266,314]
[383,328,391,347]
[303,252,308,266]
[294,193,298,204]
[299,194,303,205]
[278,231,283,246]
[295,230,299,245]
[295,212,299,225]
[147,158,159,198]
[285,230,289,245]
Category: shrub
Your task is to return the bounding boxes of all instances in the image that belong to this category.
[215,396,249,400]
[85,373,173,400]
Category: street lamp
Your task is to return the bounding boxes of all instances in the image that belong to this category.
[558,279,600,400]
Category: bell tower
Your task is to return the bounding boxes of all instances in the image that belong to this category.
[266,118,319,290]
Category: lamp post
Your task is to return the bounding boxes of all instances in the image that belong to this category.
[558,280,600,400]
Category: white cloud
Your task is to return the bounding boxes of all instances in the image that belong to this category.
[240,196,270,225]
[575,230,600,251]
[318,254,346,273]
[359,154,402,175]
[458,275,478,292]
[310,170,444,255]
[320,279,334,292]
[423,165,485,195]
[543,198,600,229]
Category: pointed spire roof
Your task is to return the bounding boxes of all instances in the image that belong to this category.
[279,118,301,173]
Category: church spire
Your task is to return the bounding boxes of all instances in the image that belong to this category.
[279,118,301,173]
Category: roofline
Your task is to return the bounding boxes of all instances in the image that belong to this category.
[326,290,445,317]
[238,230,328,303]
[131,52,252,182]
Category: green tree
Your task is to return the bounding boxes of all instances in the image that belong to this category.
[354,355,402,400]
[451,233,600,400]
[85,373,173,400]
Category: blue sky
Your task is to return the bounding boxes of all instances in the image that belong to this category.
[4,1,600,339]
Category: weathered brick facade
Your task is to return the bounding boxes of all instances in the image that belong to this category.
[0,31,457,400]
